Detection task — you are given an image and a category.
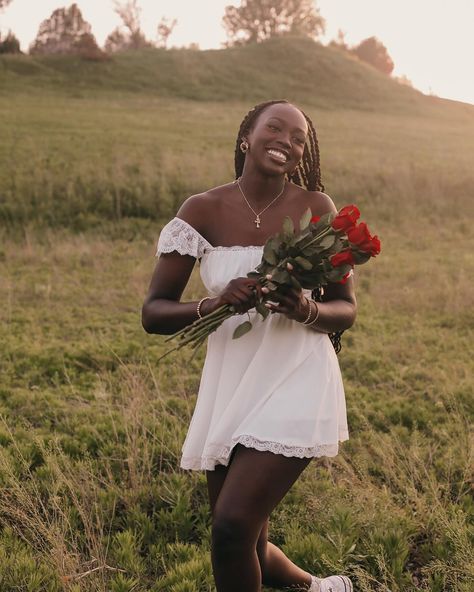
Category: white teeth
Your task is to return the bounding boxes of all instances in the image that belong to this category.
[267,149,287,162]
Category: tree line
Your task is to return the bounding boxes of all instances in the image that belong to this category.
[0,0,395,76]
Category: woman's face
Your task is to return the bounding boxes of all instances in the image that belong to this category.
[244,103,308,176]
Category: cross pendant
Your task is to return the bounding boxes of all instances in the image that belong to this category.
[255,215,261,228]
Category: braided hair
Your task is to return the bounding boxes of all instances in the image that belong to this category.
[234,99,344,354]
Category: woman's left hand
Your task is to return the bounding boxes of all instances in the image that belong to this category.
[263,283,310,322]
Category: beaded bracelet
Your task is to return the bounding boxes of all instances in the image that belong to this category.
[306,301,320,326]
[197,296,211,320]
[301,298,320,326]
[301,298,314,324]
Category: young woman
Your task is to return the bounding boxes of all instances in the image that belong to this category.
[142,100,356,592]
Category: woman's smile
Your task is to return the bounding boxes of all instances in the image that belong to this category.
[266,147,289,163]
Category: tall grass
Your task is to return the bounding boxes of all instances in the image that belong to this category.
[0,40,473,591]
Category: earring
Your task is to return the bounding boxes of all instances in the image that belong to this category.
[240,140,249,153]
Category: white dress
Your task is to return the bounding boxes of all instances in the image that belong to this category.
[157,217,349,471]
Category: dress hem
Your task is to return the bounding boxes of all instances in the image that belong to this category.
[180,433,349,471]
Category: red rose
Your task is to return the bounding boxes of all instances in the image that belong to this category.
[330,250,355,267]
[348,223,381,257]
[339,270,353,284]
[347,222,371,246]
[310,215,321,223]
[331,205,360,232]
[364,235,381,256]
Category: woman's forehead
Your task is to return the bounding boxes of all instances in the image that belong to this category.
[255,103,308,133]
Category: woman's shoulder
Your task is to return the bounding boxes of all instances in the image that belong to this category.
[175,182,235,236]
[290,185,338,216]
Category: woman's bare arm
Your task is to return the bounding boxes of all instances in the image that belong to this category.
[141,252,200,335]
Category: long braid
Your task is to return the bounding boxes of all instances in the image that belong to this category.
[235,100,342,353]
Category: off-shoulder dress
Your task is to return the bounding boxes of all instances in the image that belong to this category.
[156,217,349,471]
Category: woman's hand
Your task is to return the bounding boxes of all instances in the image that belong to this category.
[262,263,310,322]
[263,284,310,322]
[200,277,263,316]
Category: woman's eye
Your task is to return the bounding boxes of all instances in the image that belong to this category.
[294,137,305,145]
[268,124,280,131]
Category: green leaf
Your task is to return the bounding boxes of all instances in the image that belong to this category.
[255,301,270,319]
[319,234,336,249]
[246,271,261,280]
[232,321,253,339]
[263,241,278,265]
[290,275,302,290]
[294,256,313,270]
[271,269,290,284]
[299,208,312,230]
[282,216,294,237]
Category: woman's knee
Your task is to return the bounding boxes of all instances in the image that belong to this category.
[211,510,260,554]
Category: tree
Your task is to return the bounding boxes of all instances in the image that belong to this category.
[223,0,325,46]
[104,27,129,53]
[29,3,102,56]
[0,30,21,53]
[156,17,177,49]
[106,0,150,51]
[328,29,348,51]
[351,36,394,75]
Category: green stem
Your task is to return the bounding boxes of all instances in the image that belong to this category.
[299,225,334,250]
[164,304,231,342]
[176,312,234,347]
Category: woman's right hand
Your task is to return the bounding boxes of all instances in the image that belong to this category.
[200,277,263,316]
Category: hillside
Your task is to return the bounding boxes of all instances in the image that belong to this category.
[0,36,473,592]
[0,36,473,231]
[1,36,470,115]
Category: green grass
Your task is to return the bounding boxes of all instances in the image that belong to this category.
[1,37,473,230]
[0,37,473,591]
[0,37,432,110]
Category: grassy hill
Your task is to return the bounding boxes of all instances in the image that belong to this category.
[0,37,434,112]
[1,37,473,231]
[0,37,473,591]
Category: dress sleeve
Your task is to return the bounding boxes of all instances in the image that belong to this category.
[155,217,210,260]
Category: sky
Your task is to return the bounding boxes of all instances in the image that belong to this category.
[1,0,473,105]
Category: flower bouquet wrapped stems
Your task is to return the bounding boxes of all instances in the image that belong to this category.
[162,205,380,358]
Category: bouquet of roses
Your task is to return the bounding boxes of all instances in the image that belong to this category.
[163,205,380,357]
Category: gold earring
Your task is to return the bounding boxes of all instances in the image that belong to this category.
[240,140,249,153]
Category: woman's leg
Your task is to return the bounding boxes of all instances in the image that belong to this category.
[257,520,313,589]
[207,467,313,589]
[206,444,313,592]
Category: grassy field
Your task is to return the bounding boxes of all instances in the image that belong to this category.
[0,39,473,591]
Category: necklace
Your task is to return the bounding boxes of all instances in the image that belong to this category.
[235,177,286,228]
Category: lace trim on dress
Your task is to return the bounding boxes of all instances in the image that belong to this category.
[210,245,264,252]
[156,217,266,258]
[180,434,342,471]
[156,217,213,259]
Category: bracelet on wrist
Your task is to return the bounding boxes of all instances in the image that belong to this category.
[301,297,313,324]
[306,300,320,326]
[301,298,319,326]
[197,296,211,319]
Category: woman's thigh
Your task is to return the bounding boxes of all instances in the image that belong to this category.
[206,449,270,557]
[211,444,311,542]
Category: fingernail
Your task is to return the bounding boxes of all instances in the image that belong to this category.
[265,274,272,280]
[264,303,272,308]
[287,262,293,271]
[262,287,269,294]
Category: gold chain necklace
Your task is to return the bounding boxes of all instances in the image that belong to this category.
[235,177,286,228]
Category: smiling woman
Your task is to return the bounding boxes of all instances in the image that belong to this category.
[142,99,356,592]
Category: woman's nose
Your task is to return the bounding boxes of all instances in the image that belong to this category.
[277,135,292,149]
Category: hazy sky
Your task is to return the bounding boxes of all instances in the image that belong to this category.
[1,0,472,104]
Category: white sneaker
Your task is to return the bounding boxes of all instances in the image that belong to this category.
[310,574,353,592]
